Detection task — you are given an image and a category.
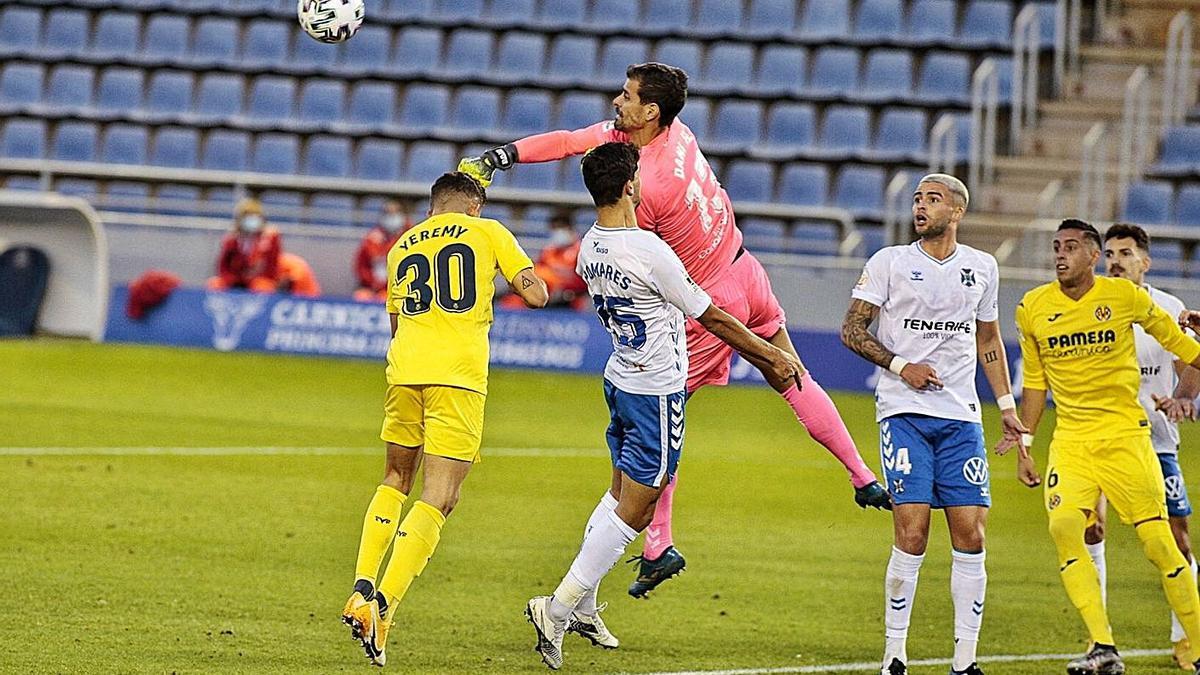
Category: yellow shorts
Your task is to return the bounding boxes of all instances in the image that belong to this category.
[1045,435,1167,524]
[380,384,486,462]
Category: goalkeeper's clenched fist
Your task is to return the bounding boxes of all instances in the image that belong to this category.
[456,144,518,188]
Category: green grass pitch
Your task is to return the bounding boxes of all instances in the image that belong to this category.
[1,339,1196,674]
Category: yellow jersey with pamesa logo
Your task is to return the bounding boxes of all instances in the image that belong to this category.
[1015,275,1200,442]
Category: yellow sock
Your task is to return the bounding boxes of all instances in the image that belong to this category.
[1137,519,1200,661]
[1049,508,1114,645]
[378,501,446,608]
[354,485,407,584]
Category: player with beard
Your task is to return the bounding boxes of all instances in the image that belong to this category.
[459,61,889,601]
[841,174,1025,675]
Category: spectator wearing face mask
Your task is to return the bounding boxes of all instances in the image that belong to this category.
[206,198,282,293]
[353,200,410,302]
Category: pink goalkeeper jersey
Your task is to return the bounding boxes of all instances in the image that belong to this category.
[512,119,743,288]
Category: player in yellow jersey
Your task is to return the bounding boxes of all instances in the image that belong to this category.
[341,172,548,666]
[1005,219,1200,675]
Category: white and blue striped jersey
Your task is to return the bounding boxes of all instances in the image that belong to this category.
[1136,285,1188,455]
[577,224,712,395]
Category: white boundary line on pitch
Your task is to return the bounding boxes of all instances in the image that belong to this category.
[0,446,606,457]
[635,648,1172,675]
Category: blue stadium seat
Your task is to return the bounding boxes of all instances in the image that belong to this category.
[347,81,397,127]
[855,0,903,39]
[399,84,451,130]
[872,108,928,160]
[917,52,971,104]
[745,0,796,36]
[310,194,356,225]
[695,0,742,33]
[502,91,552,135]
[960,0,1013,46]
[381,0,435,19]
[46,65,94,110]
[485,0,536,23]
[679,97,712,139]
[861,49,914,101]
[101,124,149,165]
[800,0,850,39]
[3,176,41,191]
[599,38,649,81]
[778,163,829,206]
[0,7,41,52]
[355,139,404,181]
[760,103,816,154]
[97,68,145,113]
[0,63,44,109]
[298,79,347,123]
[908,0,956,43]
[143,15,189,60]
[435,0,485,20]
[1175,185,1200,226]
[243,20,290,66]
[642,0,691,30]
[711,100,763,147]
[739,218,787,253]
[92,12,140,56]
[246,76,297,121]
[151,127,199,167]
[704,44,754,89]
[1156,127,1200,172]
[808,47,860,96]
[52,121,99,161]
[196,73,245,120]
[442,29,494,75]
[155,184,203,214]
[43,9,89,54]
[393,28,442,75]
[201,130,250,171]
[496,33,547,81]
[547,35,597,83]
[259,190,304,223]
[252,133,299,174]
[293,33,339,68]
[833,165,886,219]
[405,141,455,182]
[193,17,239,63]
[724,160,774,203]
[341,25,392,71]
[589,0,640,29]
[1122,181,1174,224]
[304,133,350,174]
[449,86,502,130]
[55,178,98,198]
[819,105,871,153]
[756,45,806,97]
[536,0,587,27]
[105,182,151,211]
[654,40,702,80]
[511,161,560,190]
[145,71,195,115]
[555,92,608,130]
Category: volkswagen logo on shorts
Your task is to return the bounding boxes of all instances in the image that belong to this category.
[1166,475,1186,501]
[962,457,989,485]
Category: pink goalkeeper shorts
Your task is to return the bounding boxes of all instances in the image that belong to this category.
[685,249,787,392]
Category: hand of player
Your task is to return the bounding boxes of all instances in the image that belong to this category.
[899,362,942,391]
[1016,446,1042,488]
[457,144,517,188]
[1154,393,1197,422]
[766,347,805,391]
[1179,309,1200,332]
[994,409,1029,455]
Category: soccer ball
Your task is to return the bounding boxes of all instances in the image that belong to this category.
[297,0,364,44]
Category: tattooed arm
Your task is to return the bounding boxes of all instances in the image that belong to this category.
[976,319,1028,452]
[841,298,943,391]
[508,267,548,308]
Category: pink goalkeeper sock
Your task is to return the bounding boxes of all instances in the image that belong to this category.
[783,372,876,488]
[642,474,676,560]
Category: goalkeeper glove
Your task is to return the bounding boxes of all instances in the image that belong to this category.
[457,144,518,188]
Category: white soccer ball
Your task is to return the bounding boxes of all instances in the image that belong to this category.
[297,0,364,44]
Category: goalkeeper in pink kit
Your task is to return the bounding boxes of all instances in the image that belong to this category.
[461,62,890,597]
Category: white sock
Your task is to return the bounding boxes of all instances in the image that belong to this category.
[884,547,924,665]
[576,492,618,616]
[551,509,637,623]
[951,549,987,670]
[1171,556,1198,643]
[1086,541,1107,607]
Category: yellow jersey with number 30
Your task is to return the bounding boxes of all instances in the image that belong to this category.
[1015,275,1200,442]
[384,212,533,395]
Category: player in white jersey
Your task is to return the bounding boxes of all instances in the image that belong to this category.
[1084,223,1200,669]
[841,174,1026,675]
[524,142,802,670]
